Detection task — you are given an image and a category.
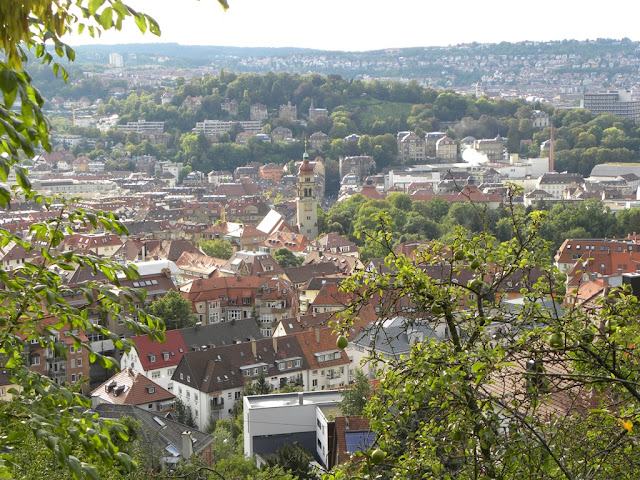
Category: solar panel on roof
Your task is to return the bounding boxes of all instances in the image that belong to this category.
[344,431,376,453]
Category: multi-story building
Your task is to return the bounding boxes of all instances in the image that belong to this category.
[474,135,505,163]
[536,172,585,200]
[270,126,293,143]
[436,135,458,161]
[339,156,375,182]
[172,326,352,429]
[425,132,446,157]
[180,275,296,335]
[221,99,238,116]
[250,103,268,121]
[117,119,165,133]
[193,120,262,136]
[582,90,640,122]
[309,131,329,150]
[308,100,328,121]
[397,131,426,162]
[531,110,550,128]
[279,101,297,121]
[109,52,123,68]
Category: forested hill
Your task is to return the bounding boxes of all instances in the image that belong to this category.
[69,38,640,82]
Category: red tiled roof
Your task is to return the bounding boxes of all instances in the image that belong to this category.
[130,329,187,371]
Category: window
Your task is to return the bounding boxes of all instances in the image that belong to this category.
[195,395,198,404]
[313,370,318,376]
[152,371,161,379]
[229,310,242,321]
[77,358,82,367]
[70,359,75,369]
[312,379,318,387]
[186,391,190,399]
[167,383,173,391]
[71,374,76,382]
[0,388,5,396]
[180,373,184,380]
[163,352,169,361]
[334,352,341,360]
[149,354,156,363]
[209,312,219,323]
[295,359,301,367]
[235,391,242,400]
[242,297,251,305]
[167,368,174,376]
[186,375,190,383]
[278,363,285,371]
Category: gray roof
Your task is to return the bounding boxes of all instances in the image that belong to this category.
[180,319,264,351]
[283,262,342,285]
[94,403,213,459]
[352,317,441,357]
[590,163,640,178]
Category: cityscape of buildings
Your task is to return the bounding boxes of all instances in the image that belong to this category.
[7,36,640,475]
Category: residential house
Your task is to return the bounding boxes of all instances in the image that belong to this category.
[171,336,310,427]
[122,320,265,392]
[250,103,268,121]
[91,368,175,412]
[270,126,293,143]
[397,131,426,162]
[180,275,296,334]
[60,233,124,257]
[308,233,360,258]
[435,135,458,161]
[94,403,214,469]
[221,99,238,116]
[259,230,309,256]
[339,156,374,183]
[25,317,91,392]
[260,163,285,183]
[175,251,222,279]
[0,241,35,271]
[303,250,364,275]
[309,131,329,151]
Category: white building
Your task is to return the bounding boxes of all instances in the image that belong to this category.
[243,390,341,465]
[109,52,123,68]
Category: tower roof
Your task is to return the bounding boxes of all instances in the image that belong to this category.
[299,158,314,174]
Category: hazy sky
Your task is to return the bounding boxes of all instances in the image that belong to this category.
[73,0,640,51]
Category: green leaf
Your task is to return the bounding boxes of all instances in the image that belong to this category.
[134,13,147,33]
[99,7,114,29]
[471,361,484,373]
[67,455,82,480]
[88,0,105,15]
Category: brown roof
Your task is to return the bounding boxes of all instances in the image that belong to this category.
[91,368,174,406]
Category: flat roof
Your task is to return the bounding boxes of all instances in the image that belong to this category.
[245,390,341,409]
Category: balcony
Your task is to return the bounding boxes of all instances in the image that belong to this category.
[210,398,224,410]
[48,366,66,377]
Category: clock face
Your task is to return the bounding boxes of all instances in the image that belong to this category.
[305,204,312,211]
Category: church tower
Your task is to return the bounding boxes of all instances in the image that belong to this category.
[296,150,318,240]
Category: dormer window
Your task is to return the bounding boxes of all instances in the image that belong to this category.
[162,352,169,361]
[149,354,156,363]
[146,386,155,394]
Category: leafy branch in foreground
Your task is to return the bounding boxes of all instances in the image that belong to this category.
[328,196,640,479]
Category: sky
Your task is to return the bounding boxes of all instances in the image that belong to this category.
[72,0,640,52]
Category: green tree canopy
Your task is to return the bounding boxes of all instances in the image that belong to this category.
[200,239,233,259]
[273,248,304,268]
[147,290,197,330]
